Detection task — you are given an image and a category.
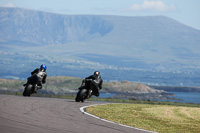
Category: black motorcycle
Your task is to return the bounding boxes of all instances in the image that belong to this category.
[75,79,97,102]
[23,74,39,97]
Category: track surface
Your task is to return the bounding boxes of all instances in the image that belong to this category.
[0,95,150,133]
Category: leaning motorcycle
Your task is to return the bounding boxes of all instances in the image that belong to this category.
[23,74,39,97]
[75,79,95,102]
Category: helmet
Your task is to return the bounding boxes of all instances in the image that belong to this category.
[94,71,100,76]
[40,64,47,72]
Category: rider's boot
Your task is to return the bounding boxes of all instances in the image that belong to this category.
[34,87,37,93]
[33,85,38,93]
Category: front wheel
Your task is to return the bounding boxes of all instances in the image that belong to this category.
[23,84,33,97]
[75,89,88,102]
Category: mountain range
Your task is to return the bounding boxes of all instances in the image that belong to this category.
[1,7,200,86]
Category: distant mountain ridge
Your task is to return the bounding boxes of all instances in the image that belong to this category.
[1,7,200,86]
[1,7,200,47]
[0,7,114,45]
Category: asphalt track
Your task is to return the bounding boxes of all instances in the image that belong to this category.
[0,95,153,133]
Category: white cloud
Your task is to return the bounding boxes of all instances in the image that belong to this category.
[3,3,15,8]
[124,0,176,12]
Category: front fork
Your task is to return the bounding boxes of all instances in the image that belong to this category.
[87,89,92,99]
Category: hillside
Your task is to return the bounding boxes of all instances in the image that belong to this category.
[1,7,200,86]
[0,7,113,45]
[0,76,165,95]
[1,7,200,48]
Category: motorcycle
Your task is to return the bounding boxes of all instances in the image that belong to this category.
[23,74,39,97]
[75,79,97,102]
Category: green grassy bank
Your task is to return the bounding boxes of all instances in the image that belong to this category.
[86,103,200,133]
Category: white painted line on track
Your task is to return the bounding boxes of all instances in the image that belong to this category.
[80,104,157,133]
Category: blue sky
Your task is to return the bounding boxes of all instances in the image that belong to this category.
[0,0,200,30]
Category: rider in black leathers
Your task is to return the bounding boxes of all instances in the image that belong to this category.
[24,64,47,93]
[81,71,103,97]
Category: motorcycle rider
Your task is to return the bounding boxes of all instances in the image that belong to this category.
[24,64,47,93]
[81,71,103,97]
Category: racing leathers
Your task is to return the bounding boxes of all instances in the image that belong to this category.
[83,73,103,97]
[31,68,47,89]
[24,68,47,93]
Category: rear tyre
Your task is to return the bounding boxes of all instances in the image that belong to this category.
[81,99,85,102]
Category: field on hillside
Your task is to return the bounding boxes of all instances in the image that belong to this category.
[1,76,200,102]
[0,76,167,94]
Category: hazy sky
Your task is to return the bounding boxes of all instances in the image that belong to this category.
[0,0,200,30]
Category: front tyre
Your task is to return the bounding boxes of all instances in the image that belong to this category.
[75,94,81,102]
[75,89,87,102]
[23,84,33,97]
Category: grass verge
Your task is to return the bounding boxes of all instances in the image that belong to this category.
[86,103,200,133]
